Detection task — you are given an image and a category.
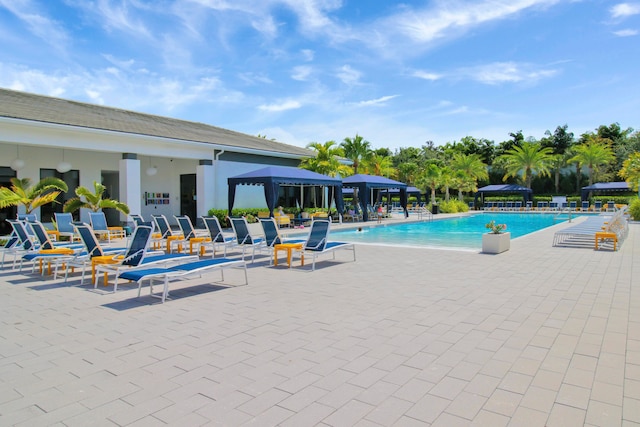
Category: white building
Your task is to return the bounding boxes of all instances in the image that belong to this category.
[0,88,312,234]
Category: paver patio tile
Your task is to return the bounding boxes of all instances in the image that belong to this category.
[585,400,622,426]
[547,403,585,427]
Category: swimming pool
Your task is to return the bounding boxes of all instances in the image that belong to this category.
[331,213,576,251]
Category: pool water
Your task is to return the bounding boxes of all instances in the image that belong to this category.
[331,213,575,251]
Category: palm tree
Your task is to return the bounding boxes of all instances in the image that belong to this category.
[619,152,640,192]
[449,153,488,197]
[499,142,554,189]
[397,162,419,186]
[568,136,615,187]
[63,181,130,215]
[0,177,68,214]
[550,153,570,194]
[362,153,395,177]
[341,134,372,175]
[300,141,350,177]
[416,163,443,204]
[439,166,455,202]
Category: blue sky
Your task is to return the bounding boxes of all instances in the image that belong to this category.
[1,1,639,151]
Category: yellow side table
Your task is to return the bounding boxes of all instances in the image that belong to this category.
[91,255,123,285]
[274,243,304,268]
[37,247,75,275]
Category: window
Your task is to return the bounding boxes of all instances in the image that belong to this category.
[39,169,79,223]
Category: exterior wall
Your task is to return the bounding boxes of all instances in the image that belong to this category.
[0,118,305,225]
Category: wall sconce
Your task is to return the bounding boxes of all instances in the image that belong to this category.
[56,149,72,173]
[11,145,25,171]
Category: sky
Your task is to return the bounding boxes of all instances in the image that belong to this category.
[0,1,639,152]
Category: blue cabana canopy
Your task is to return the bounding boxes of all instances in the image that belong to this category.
[379,186,422,203]
[580,182,631,201]
[228,166,344,216]
[342,174,408,221]
[474,184,533,206]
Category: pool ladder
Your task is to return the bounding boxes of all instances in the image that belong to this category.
[554,208,572,222]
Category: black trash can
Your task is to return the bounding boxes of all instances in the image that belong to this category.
[431,204,439,215]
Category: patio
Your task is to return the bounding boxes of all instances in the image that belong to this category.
[0,217,638,426]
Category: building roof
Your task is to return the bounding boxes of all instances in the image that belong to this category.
[0,88,313,157]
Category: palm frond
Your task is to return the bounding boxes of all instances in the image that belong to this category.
[63,198,87,213]
[30,192,62,210]
[0,187,23,208]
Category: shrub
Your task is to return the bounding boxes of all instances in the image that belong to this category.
[629,197,640,221]
[439,199,469,213]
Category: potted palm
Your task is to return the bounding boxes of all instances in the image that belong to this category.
[482,220,510,254]
[63,181,130,215]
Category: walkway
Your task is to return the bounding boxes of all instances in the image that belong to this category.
[0,218,638,426]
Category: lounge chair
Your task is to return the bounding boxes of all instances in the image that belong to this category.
[4,219,40,269]
[18,220,84,274]
[581,201,590,212]
[301,220,356,271]
[200,216,236,257]
[593,201,602,212]
[173,216,211,255]
[259,218,306,265]
[552,209,628,249]
[228,216,266,262]
[0,230,20,268]
[152,214,183,252]
[89,212,125,243]
[57,223,129,285]
[606,201,615,212]
[54,212,79,242]
[118,258,248,303]
[93,225,199,292]
[273,212,292,228]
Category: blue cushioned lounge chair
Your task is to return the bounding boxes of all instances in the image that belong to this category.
[89,212,125,243]
[118,258,248,303]
[94,225,199,292]
[201,216,236,257]
[228,217,265,262]
[302,220,356,271]
[259,218,306,265]
[54,212,79,242]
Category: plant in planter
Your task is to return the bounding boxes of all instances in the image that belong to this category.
[482,220,510,254]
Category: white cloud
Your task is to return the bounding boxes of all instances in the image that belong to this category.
[301,49,315,61]
[258,99,302,112]
[291,65,313,81]
[70,0,153,39]
[610,3,640,19]
[613,28,639,36]
[373,0,561,52]
[352,95,399,107]
[460,62,558,84]
[0,0,70,51]
[336,65,361,85]
[413,71,443,81]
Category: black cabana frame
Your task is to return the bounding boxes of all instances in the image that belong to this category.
[474,184,533,208]
[342,174,409,221]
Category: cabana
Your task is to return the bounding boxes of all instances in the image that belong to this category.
[474,184,533,208]
[379,186,422,204]
[580,182,632,201]
[342,174,408,221]
[228,166,344,217]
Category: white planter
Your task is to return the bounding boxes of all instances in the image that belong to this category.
[482,232,511,254]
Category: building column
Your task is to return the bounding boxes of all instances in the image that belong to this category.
[197,160,214,218]
[119,153,141,224]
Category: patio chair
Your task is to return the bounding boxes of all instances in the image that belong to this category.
[593,201,602,212]
[89,212,125,243]
[57,223,129,285]
[3,220,39,269]
[18,220,84,275]
[606,201,616,212]
[0,230,20,268]
[172,215,211,255]
[581,201,590,212]
[302,220,356,271]
[118,257,248,303]
[200,216,236,257]
[228,216,266,262]
[152,214,183,252]
[569,201,577,211]
[259,218,306,266]
[93,225,199,292]
[54,212,79,242]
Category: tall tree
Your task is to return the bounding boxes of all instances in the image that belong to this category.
[0,177,68,214]
[499,142,554,189]
[300,141,350,177]
[416,163,443,204]
[341,134,372,175]
[449,153,489,189]
[362,153,395,177]
[568,135,615,186]
[619,152,640,192]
